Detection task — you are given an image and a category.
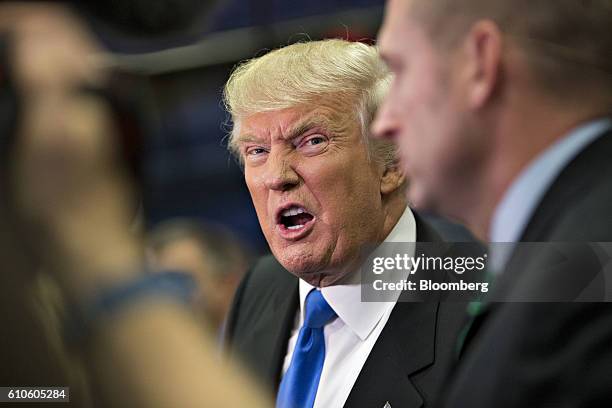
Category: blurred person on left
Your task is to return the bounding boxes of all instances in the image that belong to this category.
[1,3,269,407]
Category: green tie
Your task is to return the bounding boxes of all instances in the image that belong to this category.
[455,269,496,358]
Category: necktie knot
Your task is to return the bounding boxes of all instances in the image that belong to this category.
[304,290,336,329]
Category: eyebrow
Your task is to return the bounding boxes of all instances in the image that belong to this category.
[284,116,329,142]
[236,115,330,146]
[235,134,265,145]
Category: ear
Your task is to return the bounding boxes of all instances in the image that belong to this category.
[462,20,503,110]
[380,163,405,195]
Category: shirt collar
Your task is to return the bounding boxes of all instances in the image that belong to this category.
[488,118,612,272]
[298,207,416,341]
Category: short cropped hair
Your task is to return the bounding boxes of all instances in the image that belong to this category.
[412,0,612,100]
[223,39,397,168]
[410,0,612,103]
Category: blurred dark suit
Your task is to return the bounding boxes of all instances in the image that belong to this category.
[441,127,612,407]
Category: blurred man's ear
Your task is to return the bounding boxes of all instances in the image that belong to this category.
[462,20,503,111]
[380,164,405,195]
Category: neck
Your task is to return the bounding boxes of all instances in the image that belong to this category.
[381,191,408,240]
[463,96,608,241]
[316,193,407,288]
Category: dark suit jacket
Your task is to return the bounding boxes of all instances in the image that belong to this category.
[226,215,469,408]
[441,126,612,407]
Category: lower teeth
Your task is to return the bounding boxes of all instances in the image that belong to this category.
[287,225,304,230]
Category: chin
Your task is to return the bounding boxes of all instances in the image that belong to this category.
[407,183,427,209]
[275,246,316,272]
[272,247,326,285]
[291,268,347,288]
[282,254,357,288]
[406,180,436,211]
[296,271,328,287]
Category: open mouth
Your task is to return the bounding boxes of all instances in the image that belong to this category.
[278,206,314,230]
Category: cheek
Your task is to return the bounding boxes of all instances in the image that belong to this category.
[402,78,453,154]
[395,80,432,141]
[320,172,380,233]
[245,175,269,222]
[302,151,377,202]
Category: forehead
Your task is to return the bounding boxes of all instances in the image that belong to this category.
[237,99,356,141]
[379,0,418,55]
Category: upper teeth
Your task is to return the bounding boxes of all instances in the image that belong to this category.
[282,207,305,217]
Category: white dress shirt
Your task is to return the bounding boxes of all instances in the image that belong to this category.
[489,118,612,273]
[281,207,416,408]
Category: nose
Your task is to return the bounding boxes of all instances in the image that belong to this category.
[263,151,299,192]
[371,99,398,141]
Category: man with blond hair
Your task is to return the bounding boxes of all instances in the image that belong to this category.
[224,39,468,408]
[374,0,612,406]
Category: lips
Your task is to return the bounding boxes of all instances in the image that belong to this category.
[275,203,316,240]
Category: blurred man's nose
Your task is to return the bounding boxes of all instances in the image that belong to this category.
[263,151,299,191]
[371,100,398,141]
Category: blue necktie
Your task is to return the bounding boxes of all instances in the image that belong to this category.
[276,289,337,408]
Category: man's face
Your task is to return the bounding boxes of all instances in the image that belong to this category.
[373,0,485,218]
[237,100,386,287]
[151,238,217,318]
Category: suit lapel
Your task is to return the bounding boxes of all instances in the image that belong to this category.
[269,278,300,391]
[245,273,299,392]
[345,213,443,408]
[344,301,439,408]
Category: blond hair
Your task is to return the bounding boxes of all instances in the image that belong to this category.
[223,39,397,167]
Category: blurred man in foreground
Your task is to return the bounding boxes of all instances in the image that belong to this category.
[374,0,612,406]
[223,39,467,408]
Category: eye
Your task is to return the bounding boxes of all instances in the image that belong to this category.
[305,136,325,146]
[243,146,269,164]
[297,134,328,154]
[245,146,268,156]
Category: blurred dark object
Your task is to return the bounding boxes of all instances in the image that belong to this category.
[74,0,219,37]
[0,33,18,178]
[208,0,384,32]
